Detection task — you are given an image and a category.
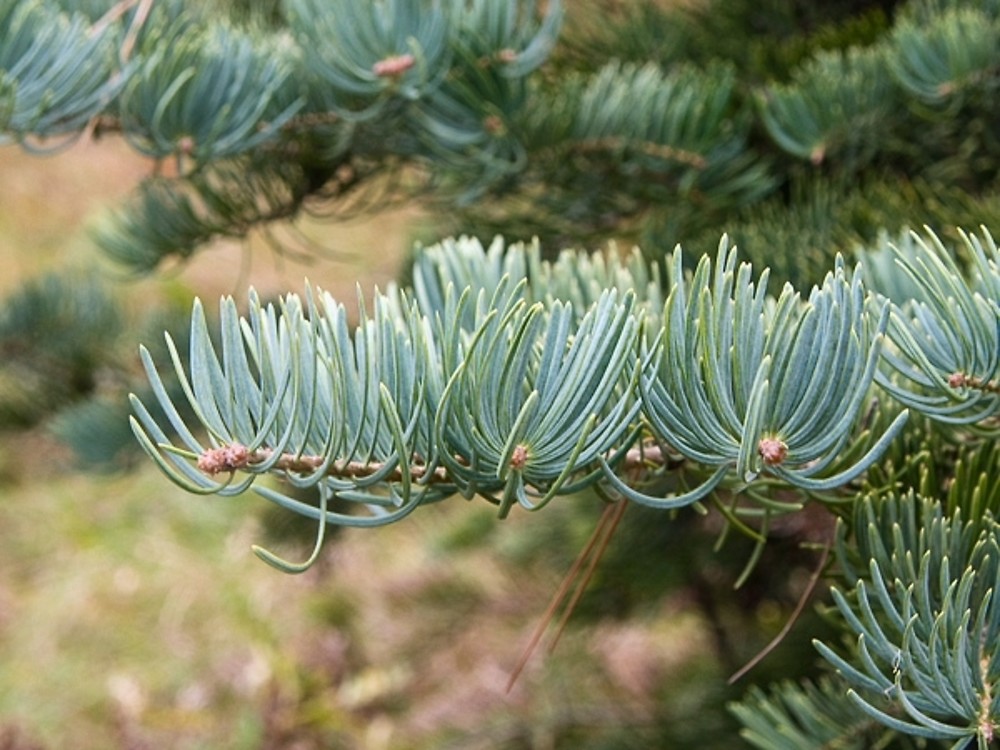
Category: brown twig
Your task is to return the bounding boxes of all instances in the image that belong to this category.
[89,0,139,38]
[196,443,453,483]
[196,440,677,486]
[120,0,153,62]
[727,537,832,684]
[561,137,708,169]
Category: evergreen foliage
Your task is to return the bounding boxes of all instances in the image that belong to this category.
[0,271,121,426]
[3,0,1000,745]
[817,493,1000,746]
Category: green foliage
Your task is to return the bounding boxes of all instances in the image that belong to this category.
[732,676,897,749]
[875,228,1000,431]
[0,270,121,427]
[0,269,199,470]
[817,494,1000,746]
[515,60,776,228]
[0,0,121,150]
[758,45,896,169]
[1,0,996,283]
[889,7,1000,106]
[92,157,314,272]
[119,20,302,161]
[1,0,567,269]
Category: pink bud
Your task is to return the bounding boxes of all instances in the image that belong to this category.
[758,436,788,466]
[197,443,251,474]
[373,54,415,77]
[509,444,529,470]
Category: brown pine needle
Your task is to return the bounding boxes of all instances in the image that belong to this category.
[505,500,624,692]
[90,0,138,37]
[548,498,628,653]
[120,0,153,62]
[727,539,831,685]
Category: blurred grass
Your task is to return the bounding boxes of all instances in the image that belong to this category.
[0,465,287,748]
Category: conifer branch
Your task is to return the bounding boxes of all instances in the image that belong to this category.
[816,493,1000,745]
[130,234,933,561]
[876,227,1000,432]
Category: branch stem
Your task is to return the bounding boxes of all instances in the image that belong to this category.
[196,441,677,486]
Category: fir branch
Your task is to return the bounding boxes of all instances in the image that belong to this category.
[195,443,452,484]
[889,7,1000,105]
[0,0,123,149]
[876,227,1000,431]
[757,45,896,169]
[817,493,1000,745]
[731,677,894,749]
[131,235,915,568]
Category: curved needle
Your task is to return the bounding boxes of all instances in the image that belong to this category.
[252,485,331,574]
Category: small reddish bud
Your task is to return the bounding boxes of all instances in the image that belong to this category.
[372,54,415,77]
[197,443,250,474]
[948,372,967,388]
[509,444,529,470]
[484,114,504,135]
[758,436,788,467]
[497,48,517,63]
